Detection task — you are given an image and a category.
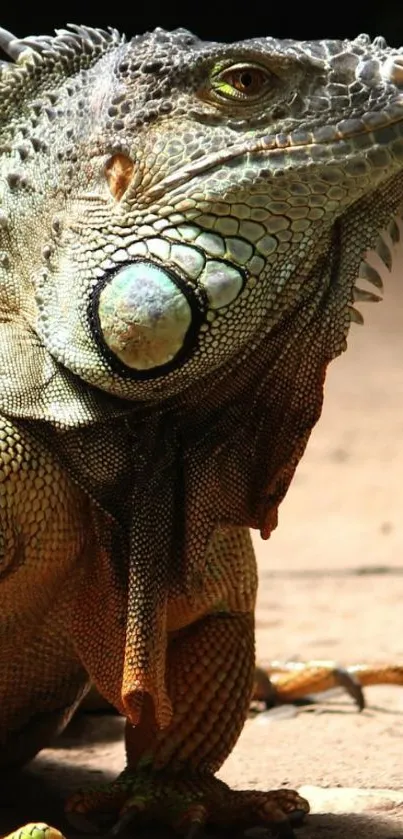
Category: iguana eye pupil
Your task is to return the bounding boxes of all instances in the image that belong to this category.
[239,73,252,87]
[232,67,268,95]
[239,72,253,88]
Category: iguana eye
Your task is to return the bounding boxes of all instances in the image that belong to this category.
[211,62,272,102]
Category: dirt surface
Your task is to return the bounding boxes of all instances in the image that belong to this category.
[1,250,402,837]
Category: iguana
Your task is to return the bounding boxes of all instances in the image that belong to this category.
[1,23,403,839]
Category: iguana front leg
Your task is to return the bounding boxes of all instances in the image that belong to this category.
[61,526,307,837]
[66,612,309,836]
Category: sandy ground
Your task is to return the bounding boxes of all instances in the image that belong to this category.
[0,248,402,838]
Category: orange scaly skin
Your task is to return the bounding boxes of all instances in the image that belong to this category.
[1,21,403,839]
[0,431,308,835]
[254,662,403,710]
[67,611,309,834]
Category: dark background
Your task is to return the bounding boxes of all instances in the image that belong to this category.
[1,4,403,47]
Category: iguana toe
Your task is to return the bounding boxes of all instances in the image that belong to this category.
[65,770,309,835]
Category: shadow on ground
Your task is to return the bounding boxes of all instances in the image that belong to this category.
[1,771,402,839]
[0,712,402,839]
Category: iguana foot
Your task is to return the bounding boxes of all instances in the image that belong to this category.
[2,825,65,839]
[66,770,309,836]
[254,661,365,709]
[254,661,403,710]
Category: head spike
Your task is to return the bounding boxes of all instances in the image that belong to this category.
[0,27,28,61]
[0,25,123,69]
[349,306,365,325]
[353,287,382,303]
[358,261,384,290]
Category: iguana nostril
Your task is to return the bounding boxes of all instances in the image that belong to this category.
[105,153,135,200]
[94,262,193,371]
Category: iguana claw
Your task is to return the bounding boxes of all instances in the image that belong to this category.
[66,772,309,836]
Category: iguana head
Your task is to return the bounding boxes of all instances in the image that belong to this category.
[1,26,402,400]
